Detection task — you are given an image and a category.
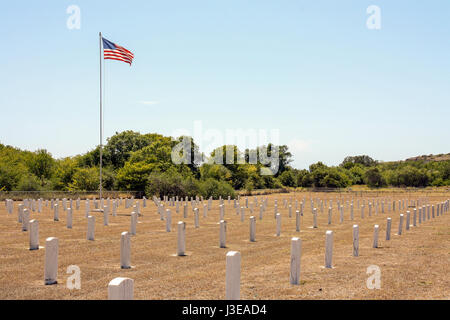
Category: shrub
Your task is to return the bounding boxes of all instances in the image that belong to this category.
[199,178,236,199]
[279,170,296,187]
[145,171,187,198]
[69,167,99,191]
[16,174,41,191]
[364,167,386,188]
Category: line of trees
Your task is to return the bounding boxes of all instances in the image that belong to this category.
[1,131,449,198]
[278,155,450,189]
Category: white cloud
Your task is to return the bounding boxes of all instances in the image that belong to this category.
[287,138,312,154]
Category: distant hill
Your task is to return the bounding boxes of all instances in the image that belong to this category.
[404,153,450,163]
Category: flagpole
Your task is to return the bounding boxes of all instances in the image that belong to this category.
[99,32,103,200]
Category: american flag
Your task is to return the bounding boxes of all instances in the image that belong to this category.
[102,37,134,65]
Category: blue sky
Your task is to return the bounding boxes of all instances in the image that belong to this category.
[0,1,449,169]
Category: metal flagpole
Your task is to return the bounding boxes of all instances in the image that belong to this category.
[99,32,103,200]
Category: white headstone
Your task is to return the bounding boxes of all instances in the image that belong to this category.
[18,204,24,223]
[177,221,186,256]
[249,216,256,242]
[405,211,410,230]
[290,237,302,285]
[353,225,359,257]
[108,277,134,300]
[22,208,30,231]
[373,225,379,248]
[418,207,422,224]
[166,209,172,232]
[44,237,58,285]
[54,204,59,221]
[85,200,90,218]
[386,217,392,240]
[66,208,73,229]
[413,208,417,227]
[130,212,137,235]
[29,219,39,250]
[103,205,109,226]
[220,220,227,248]
[313,208,318,228]
[225,251,241,300]
[194,208,199,228]
[276,213,281,236]
[120,232,131,269]
[325,231,333,268]
[398,214,404,235]
[87,216,95,241]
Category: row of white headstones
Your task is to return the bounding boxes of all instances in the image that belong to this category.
[4,195,450,299]
[114,196,450,299]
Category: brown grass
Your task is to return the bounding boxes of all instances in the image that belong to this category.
[0,192,449,300]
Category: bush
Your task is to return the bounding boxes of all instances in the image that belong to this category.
[279,170,296,187]
[244,180,254,194]
[364,167,386,188]
[145,171,188,198]
[69,167,99,191]
[272,178,284,189]
[300,172,313,187]
[117,161,153,190]
[199,178,236,199]
[349,165,365,185]
[16,174,41,191]
[322,168,351,188]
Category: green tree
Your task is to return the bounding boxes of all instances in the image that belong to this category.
[52,157,78,191]
[200,164,232,183]
[349,165,366,185]
[364,167,386,188]
[27,149,54,185]
[17,174,41,191]
[69,167,99,191]
[322,168,350,188]
[341,155,377,168]
[279,170,296,187]
[117,162,153,190]
[199,178,236,199]
[104,131,161,168]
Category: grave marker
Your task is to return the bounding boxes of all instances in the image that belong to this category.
[120,232,131,269]
[177,221,186,256]
[29,219,39,250]
[325,231,333,268]
[44,237,58,285]
[108,277,134,300]
[225,251,241,300]
[220,220,227,248]
[373,225,379,248]
[87,216,95,240]
[290,237,302,285]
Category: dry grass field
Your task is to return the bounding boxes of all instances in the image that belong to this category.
[1,191,449,300]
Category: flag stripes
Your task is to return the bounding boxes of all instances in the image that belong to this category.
[102,37,134,65]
